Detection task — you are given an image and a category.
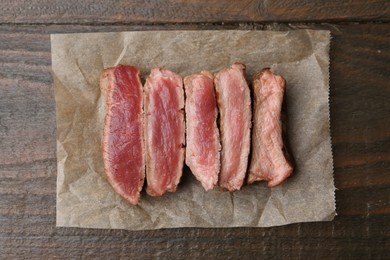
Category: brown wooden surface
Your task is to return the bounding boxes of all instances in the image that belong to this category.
[0,0,389,24]
[0,1,390,259]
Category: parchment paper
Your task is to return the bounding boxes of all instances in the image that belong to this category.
[52,30,335,229]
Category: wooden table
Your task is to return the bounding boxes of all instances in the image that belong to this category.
[1,1,389,258]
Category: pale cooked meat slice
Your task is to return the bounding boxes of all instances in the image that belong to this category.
[214,63,252,191]
[248,68,293,187]
[100,65,145,205]
[184,71,220,191]
[144,68,185,196]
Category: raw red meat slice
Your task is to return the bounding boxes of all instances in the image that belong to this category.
[184,71,220,191]
[144,68,185,196]
[248,68,293,187]
[100,64,145,205]
[214,63,252,191]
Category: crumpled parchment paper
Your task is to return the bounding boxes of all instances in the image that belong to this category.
[51,30,335,229]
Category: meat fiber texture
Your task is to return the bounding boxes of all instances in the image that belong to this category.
[248,69,294,187]
[214,63,252,191]
[100,65,145,205]
[184,71,220,191]
[144,68,185,196]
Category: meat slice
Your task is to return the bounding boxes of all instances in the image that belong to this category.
[184,71,220,191]
[214,63,252,191]
[248,68,293,187]
[100,65,145,205]
[144,68,185,196]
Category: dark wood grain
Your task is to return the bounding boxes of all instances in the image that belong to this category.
[0,216,389,258]
[0,23,389,258]
[0,0,389,24]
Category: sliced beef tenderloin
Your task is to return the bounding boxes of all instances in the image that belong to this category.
[214,63,252,191]
[100,64,145,205]
[184,71,220,191]
[248,68,293,187]
[144,68,185,196]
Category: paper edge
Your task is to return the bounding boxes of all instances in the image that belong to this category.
[327,30,337,219]
[55,216,334,231]
[51,39,61,227]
